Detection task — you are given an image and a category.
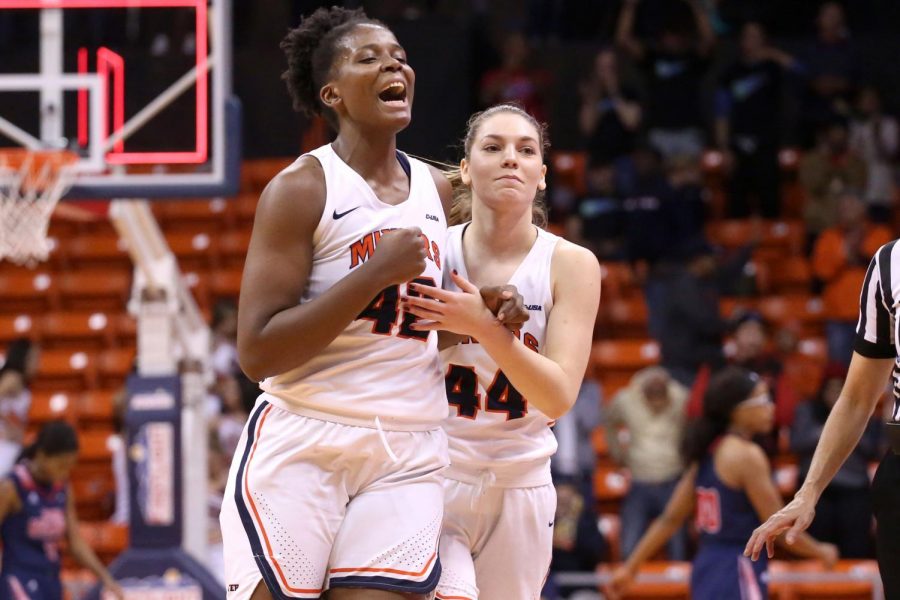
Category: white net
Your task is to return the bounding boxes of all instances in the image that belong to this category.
[0,149,77,266]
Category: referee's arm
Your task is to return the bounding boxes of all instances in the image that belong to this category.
[746,242,896,558]
[794,244,895,506]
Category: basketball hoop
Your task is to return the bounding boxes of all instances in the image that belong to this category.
[0,148,78,266]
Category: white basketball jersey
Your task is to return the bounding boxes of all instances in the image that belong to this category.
[440,224,560,480]
[259,144,448,430]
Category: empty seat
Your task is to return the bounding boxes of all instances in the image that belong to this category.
[0,314,36,344]
[40,311,115,350]
[217,229,251,269]
[706,220,805,256]
[599,263,638,300]
[60,233,130,270]
[602,296,650,338]
[58,270,131,311]
[78,429,115,462]
[598,561,690,599]
[590,340,659,396]
[594,465,630,504]
[764,256,812,293]
[598,514,622,563]
[770,560,878,600]
[78,389,120,428]
[758,295,825,335]
[32,350,96,392]
[77,521,128,564]
[165,231,216,272]
[28,391,78,425]
[112,313,137,346]
[551,151,587,196]
[209,268,243,301]
[96,348,135,388]
[0,270,60,313]
[155,197,235,232]
[71,469,115,520]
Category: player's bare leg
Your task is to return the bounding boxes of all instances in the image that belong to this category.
[249,581,272,600]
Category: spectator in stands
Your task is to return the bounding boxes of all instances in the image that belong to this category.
[658,239,729,386]
[605,367,689,560]
[799,118,867,242]
[552,378,603,501]
[620,147,704,339]
[210,299,239,378]
[566,159,623,260]
[478,31,551,123]
[0,421,125,600]
[664,153,707,241]
[578,47,642,167]
[616,0,714,160]
[812,193,893,364]
[849,85,898,223]
[0,339,39,477]
[211,374,250,458]
[791,362,881,558]
[545,480,606,600]
[689,312,800,429]
[715,21,801,218]
[799,1,860,146]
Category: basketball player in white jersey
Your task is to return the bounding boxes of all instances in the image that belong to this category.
[402,104,602,599]
[219,9,526,600]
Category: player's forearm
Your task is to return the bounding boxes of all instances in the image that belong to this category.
[238,264,395,380]
[797,392,876,501]
[71,539,114,583]
[476,325,577,420]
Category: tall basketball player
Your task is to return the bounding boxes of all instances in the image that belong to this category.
[0,421,124,600]
[400,104,602,600]
[219,8,526,600]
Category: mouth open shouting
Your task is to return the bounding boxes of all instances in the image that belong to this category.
[378,81,408,108]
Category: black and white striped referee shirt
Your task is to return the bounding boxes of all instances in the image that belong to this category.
[855,239,900,420]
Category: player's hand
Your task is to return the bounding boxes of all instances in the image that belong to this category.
[479,283,529,332]
[367,227,427,286]
[604,564,635,600]
[402,272,496,337]
[744,492,817,561]
[818,541,839,569]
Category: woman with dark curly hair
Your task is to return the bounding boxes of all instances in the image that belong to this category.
[218,7,525,600]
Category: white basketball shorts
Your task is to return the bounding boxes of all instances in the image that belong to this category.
[220,398,449,599]
[435,476,556,600]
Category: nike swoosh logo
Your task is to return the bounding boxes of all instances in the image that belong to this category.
[333,206,361,219]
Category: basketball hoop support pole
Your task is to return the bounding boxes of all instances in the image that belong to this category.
[107,199,221,600]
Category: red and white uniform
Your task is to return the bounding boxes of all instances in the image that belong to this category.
[436,223,560,600]
[220,144,449,599]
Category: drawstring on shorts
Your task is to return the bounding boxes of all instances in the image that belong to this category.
[374,416,399,463]
[471,470,496,510]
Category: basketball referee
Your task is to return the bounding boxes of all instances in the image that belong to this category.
[745,239,900,594]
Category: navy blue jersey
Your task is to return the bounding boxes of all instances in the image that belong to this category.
[691,439,767,599]
[0,465,67,573]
